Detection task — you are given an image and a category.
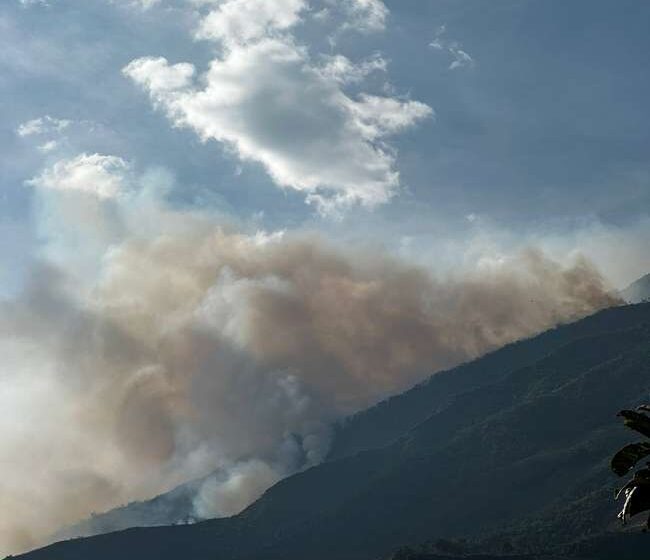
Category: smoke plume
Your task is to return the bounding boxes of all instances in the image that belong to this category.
[0,190,620,555]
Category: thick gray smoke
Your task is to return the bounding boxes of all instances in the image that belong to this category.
[0,193,620,555]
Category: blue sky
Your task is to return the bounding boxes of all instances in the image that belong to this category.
[0,1,649,554]
[2,0,650,289]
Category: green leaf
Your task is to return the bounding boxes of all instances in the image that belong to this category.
[618,409,650,438]
[611,442,650,476]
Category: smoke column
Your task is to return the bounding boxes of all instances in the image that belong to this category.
[0,191,620,555]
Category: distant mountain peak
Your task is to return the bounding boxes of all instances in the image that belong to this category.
[621,273,650,304]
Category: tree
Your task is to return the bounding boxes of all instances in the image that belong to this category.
[611,405,650,528]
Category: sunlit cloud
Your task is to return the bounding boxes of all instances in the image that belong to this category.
[27,153,131,199]
[124,0,431,213]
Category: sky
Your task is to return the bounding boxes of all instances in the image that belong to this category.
[1,0,649,555]
[2,0,650,289]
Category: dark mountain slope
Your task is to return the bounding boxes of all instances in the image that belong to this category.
[328,303,649,460]
[14,303,650,560]
[388,531,650,560]
[225,327,650,560]
[53,475,202,541]
[50,304,646,540]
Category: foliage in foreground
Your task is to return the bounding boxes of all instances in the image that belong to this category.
[612,405,650,527]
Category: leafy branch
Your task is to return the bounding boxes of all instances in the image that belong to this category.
[611,405,650,527]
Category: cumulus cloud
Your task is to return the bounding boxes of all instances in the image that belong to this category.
[0,171,620,554]
[124,0,431,212]
[196,0,306,45]
[26,153,131,199]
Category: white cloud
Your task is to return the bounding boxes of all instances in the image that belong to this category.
[27,153,131,199]
[17,115,71,137]
[124,0,431,212]
[109,0,161,10]
[449,49,473,70]
[312,8,331,22]
[18,0,52,6]
[124,57,195,93]
[37,140,59,153]
[17,119,45,137]
[125,43,430,211]
[339,0,389,33]
[196,0,306,46]
[430,25,475,71]
[318,53,387,84]
[351,94,434,138]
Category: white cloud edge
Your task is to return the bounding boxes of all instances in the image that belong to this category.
[429,25,475,70]
[26,153,131,199]
[17,116,72,137]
